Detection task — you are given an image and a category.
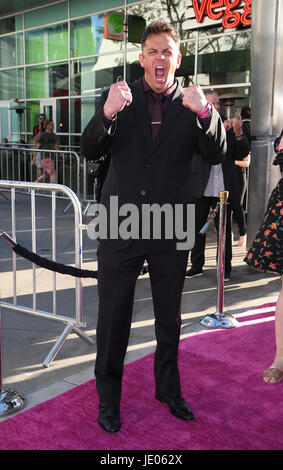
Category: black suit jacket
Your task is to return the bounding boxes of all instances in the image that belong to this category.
[188,128,250,201]
[81,78,226,248]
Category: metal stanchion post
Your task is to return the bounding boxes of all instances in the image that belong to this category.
[0,296,27,417]
[200,191,239,329]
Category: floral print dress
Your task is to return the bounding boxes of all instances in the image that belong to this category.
[244,178,283,275]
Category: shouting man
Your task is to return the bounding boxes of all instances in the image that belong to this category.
[81,21,226,434]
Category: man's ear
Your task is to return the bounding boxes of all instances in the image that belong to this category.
[176,53,182,69]
[139,52,145,69]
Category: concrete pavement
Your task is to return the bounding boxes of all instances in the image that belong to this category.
[0,191,280,421]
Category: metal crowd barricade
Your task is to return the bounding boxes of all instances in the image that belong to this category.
[0,180,94,368]
[0,144,102,215]
[0,145,81,203]
[0,301,27,416]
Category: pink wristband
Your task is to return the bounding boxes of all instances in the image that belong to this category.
[198,103,211,118]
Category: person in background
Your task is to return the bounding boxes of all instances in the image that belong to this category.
[17,138,30,181]
[32,119,60,183]
[32,113,46,181]
[231,106,252,247]
[244,131,283,384]
[33,113,46,141]
[186,90,249,281]
[240,106,251,149]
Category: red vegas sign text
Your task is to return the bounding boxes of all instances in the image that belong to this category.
[192,0,251,29]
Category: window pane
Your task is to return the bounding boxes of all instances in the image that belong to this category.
[71,58,97,96]
[25,29,45,64]
[127,0,197,42]
[25,23,68,64]
[26,63,68,98]
[71,16,102,57]
[71,96,101,134]
[49,63,69,97]
[0,68,24,100]
[56,135,69,146]
[56,98,69,133]
[48,24,68,62]
[26,100,40,139]
[70,135,82,147]
[70,98,81,133]
[197,32,251,87]
[0,33,23,68]
[0,16,15,35]
[178,41,196,87]
[70,13,124,57]
[11,108,25,133]
[1,107,9,140]
[24,2,68,29]
[126,49,142,83]
[26,66,46,98]
[71,54,124,96]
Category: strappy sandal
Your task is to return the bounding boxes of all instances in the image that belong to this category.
[262,367,283,384]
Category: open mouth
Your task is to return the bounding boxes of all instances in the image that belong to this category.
[155,65,166,83]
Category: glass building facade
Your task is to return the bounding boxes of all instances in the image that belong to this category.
[0,0,251,146]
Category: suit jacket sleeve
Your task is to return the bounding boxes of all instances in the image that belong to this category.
[229,130,250,160]
[195,106,227,165]
[81,91,112,161]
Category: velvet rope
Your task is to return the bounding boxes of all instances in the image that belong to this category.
[12,244,98,279]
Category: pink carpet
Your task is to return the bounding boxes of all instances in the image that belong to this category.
[1,301,282,450]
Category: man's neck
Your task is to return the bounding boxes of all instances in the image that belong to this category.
[143,76,177,95]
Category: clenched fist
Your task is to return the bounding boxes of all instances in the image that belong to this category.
[231,117,243,137]
[182,85,208,115]
[103,81,133,120]
[224,120,233,132]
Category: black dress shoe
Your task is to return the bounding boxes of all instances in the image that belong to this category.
[185,267,204,278]
[98,403,121,433]
[155,393,194,421]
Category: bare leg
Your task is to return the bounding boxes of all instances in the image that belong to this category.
[50,171,56,183]
[35,172,45,183]
[237,234,247,246]
[263,276,283,383]
[34,167,43,182]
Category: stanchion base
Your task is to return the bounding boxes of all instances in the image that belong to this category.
[200,312,239,329]
[0,388,27,417]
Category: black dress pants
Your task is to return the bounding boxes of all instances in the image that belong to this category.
[190,196,232,273]
[95,240,188,407]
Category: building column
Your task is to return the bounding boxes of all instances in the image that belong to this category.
[247,0,283,245]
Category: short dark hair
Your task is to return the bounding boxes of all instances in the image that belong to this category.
[241,106,251,119]
[204,89,219,97]
[141,21,180,50]
[44,119,53,129]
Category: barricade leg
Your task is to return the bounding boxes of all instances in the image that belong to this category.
[42,322,94,368]
[42,323,74,368]
[200,191,239,329]
[0,180,95,368]
[0,304,27,417]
